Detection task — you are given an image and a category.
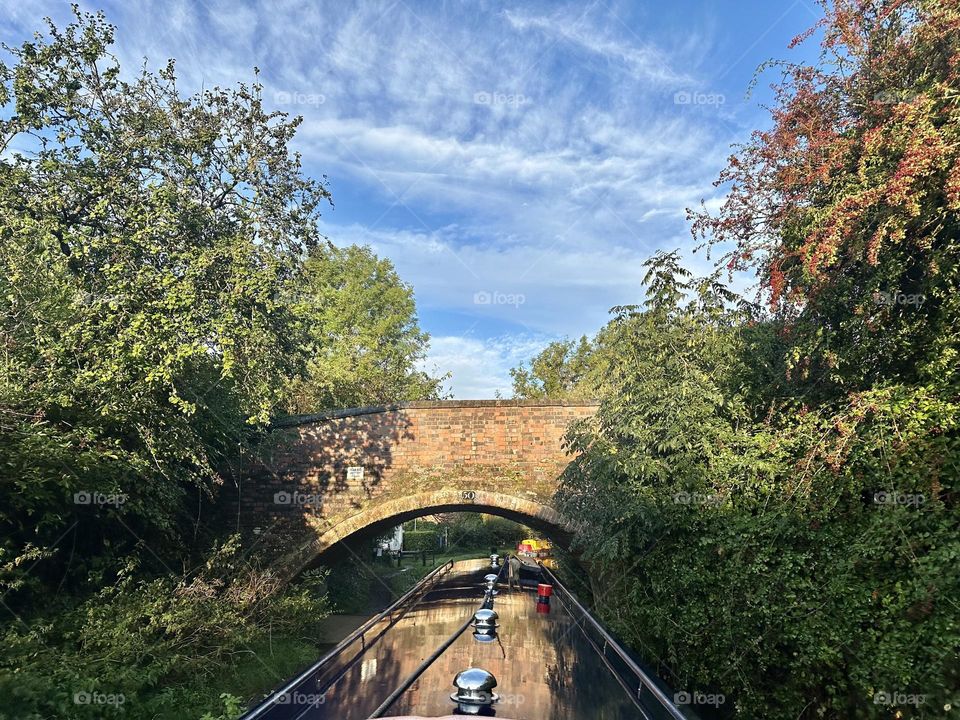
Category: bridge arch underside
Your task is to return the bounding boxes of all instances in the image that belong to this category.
[298,490,573,569]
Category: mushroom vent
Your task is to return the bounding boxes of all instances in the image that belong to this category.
[472,608,499,643]
[451,667,499,714]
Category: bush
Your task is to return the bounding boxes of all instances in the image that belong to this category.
[0,539,329,720]
[402,519,438,531]
[483,516,527,547]
[558,255,960,718]
[438,513,526,550]
[403,530,439,552]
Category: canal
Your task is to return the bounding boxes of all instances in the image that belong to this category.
[248,558,685,719]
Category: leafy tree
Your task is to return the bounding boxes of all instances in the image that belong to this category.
[556,1,960,716]
[560,256,957,718]
[0,10,349,718]
[285,244,446,413]
[0,7,329,601]
[434,513,526,549]
[560,253,783,562]
[0,9,446,719]
[509,335,595,399]
[690,0,960,395]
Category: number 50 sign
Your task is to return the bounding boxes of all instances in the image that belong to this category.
[460,490,476,501]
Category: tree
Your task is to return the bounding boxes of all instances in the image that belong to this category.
[556,2,960,716]
[690,0,960,395]
[284,243,446,413]
[559,255,958,718]
[509,335,595,399]
[0,8,330,598]
[0,10,443,719]
[559,253,780,561]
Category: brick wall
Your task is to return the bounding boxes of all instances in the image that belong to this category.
[230,400,597,565]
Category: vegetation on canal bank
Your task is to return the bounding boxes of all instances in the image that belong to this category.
[0,8,441,719]
[324,545,516,615]
[326,514,525,613]
[0,2,957,720]
[513,1,960,717]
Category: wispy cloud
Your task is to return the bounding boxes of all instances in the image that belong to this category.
[0,0,788,397]
[323,222,658,336]
[503,9,692,85]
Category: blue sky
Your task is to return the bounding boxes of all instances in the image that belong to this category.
[1,0,823,397]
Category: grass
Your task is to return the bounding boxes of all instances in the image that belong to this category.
[387,546,514,590]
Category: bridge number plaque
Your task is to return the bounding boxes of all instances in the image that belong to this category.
[461,490,476,501]
[346,466,364,481]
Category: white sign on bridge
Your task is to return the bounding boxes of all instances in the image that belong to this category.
[346,466,364,481]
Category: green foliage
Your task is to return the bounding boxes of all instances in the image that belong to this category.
[199,694,245,720]
[402,518,437,531]
[324,559,377,613]
[0,7,331,605]
[0,3,433,614]
[440,513,527,549]
[510,335,595,399]
[0,540,329,720]
[484,516,528,547]
[285,243,446,412]
[402,530,439,552]
[558,254,959,718]
[691,0,960,399]
[0,9,434,719]
[548,6,960,716]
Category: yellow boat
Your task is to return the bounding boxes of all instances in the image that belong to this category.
[516,537,558,568]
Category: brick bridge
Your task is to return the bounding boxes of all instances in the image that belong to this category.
[232,400,597,573]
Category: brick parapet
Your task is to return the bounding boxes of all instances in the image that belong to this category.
[230,402,597,566]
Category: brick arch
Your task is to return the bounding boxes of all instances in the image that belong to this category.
[230,400,597,575]
[292,489,573,568]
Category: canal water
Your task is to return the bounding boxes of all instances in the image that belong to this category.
[306,559,643,719]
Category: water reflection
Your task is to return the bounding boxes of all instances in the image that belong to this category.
[291,559,641,719]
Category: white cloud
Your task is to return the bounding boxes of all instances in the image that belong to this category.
[321,222,656,338]
[296,114,730,250]
[503,9,691,85]
[0,0,757,399]
[421,335,553,399]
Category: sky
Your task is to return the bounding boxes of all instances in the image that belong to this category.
[1,0,823,397]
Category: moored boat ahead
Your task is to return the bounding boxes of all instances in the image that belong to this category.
[516,537,558,568]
